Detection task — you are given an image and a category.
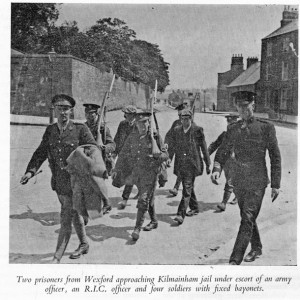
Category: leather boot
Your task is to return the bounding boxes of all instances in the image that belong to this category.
[217,190,232,211]
[132,209,146,241]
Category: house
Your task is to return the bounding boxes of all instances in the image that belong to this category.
[217,54,244,111]
[260,5,298,116]
[227,58,262,111]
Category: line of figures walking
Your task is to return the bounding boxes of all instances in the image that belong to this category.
[20,91,281,265]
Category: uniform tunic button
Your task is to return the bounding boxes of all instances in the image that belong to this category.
[137,151,140,153]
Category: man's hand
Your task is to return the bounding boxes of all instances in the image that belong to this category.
[271,188,279,202]
[210,172,220,185]
[111,171,117,180]
[20,172,33,185]
[166,159,172,168]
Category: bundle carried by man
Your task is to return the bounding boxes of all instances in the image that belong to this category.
[65,74,115,219]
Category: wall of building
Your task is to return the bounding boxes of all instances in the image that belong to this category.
[260,30,298,116]
[11,54,151,119]
[217,69,244,111]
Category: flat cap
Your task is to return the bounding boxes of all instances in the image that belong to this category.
[136,111,152,122]
[225,114,239,122]
[83,103,100,112]
[122,105,137,114]
[232,91,256,105]
[175,103,188,111]
[52,94,76,107]
[180,109,192,117]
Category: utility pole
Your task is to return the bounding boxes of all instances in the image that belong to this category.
[202,89,207,112]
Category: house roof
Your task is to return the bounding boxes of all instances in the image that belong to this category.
[227,62,260,88]
[263,20,298,40]
[11,48,25,55]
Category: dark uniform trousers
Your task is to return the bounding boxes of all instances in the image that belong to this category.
[135,174,158,229]
[122,185,134,200]
[25,121,96,261]
[230,188,265,264]
[213,117,281,265]
[55,194,87,260]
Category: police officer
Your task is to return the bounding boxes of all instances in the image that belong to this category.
[164,103,188,196]
[112,111,168,241]
[168,109,211,225]
[211,91,281,265]
[83,103,116,214]
[208,114,239,211]
[113,105,138,209]
[20,94,97,263]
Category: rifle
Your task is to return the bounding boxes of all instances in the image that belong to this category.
[150,80,161,156]
[191,93,197,120]
[96,74,115,146]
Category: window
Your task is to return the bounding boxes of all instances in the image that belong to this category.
[265,90,271,107]
[282,37,290,52]
[280,88,289,110]
[266,63,271,80]
[282,61,288,81]
[267,42,272,56]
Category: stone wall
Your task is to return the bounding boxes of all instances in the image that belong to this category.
[71,59,150,119]
[11,53,151,119]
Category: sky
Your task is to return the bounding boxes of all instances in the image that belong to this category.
[56,3,291,90]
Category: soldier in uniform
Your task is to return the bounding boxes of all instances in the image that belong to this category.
[168,109,211,225]
[83,103,116,214]
[113,105,138,209]
[112,111,168,241]
[164,103,188,196]
[208,114,239,211]
[20,94,97,263]
[211,91,281,265]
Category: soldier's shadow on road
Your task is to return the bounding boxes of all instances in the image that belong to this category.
[9,252,73,264]
[154,189,176,197]
[166,200,221,213]
[10,211,60,226]
[85,224,135,245]
[198,201,223,213]
[110,210,176,226]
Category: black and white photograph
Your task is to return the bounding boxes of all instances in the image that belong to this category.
[2,0,299,298]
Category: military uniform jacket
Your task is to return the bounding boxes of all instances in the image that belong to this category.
[208,131,226,155]
[85,121,116,154]
[113,130,169,187]
[25,121,96,195]
[114,120,135,155]
[213,117,281,190]
[168,123,211,177]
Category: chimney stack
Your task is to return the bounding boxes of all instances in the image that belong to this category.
[281,5,298,27]
[231,54,244,72]
[247,57,259,68]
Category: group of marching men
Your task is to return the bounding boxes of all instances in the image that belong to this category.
[20,90,281,265]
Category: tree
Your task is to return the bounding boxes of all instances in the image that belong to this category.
[130,40,169,92]
[11,3,59,52]
[85,18,136,76]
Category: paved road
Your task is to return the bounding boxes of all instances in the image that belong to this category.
[9,107,297,265]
